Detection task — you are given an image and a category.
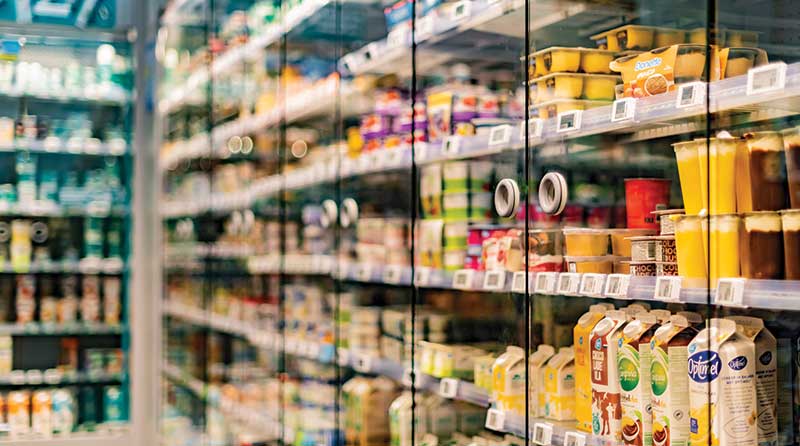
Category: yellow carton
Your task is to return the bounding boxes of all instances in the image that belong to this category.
[491,346,525,415]
[543,346,576,421]
[529,344,555,418]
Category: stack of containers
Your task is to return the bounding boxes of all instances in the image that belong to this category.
[349,306,382,356]
[563,227,654,274]
[358,88,426,154]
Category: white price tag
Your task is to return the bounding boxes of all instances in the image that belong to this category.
[488,125,513,147]
[747,62,787,96]
[439,378,459,398]
[415,143,428,163]
[532,422,553,445]
[510,271,529,294]
[715,278,746,307]
[654,276,683,302]
[383,265,404,284]
[356,264,373,282]
[414,267,431,286]
[564,431,587,446]
[442,136,462,156]
[611,98,636,122]
[450,0,471,21]
[556,110,582,133]
[604,274,631,298]
[558,273,581,295]
[485,408,505,431]
[483,270,506,291]
[675,81,706,109]
[416,16,435,41]
[452,269,475,290]
[337,349,350,367]
[579,273,607,297]
[520,118,544,140]
[386,148,405,167]
[352,353,373,373]
[534,272,558,294]
[387,26,410,48]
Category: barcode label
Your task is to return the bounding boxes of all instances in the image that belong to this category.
[442,136,462,156]
[488,125,513,147]
[414,267,431,286]
[352,353,372,373]
[483,270,506,291]
[579,273,606,297]
[534,272,557,294]
[558,273,581,295]
[452,269,475,290]
[654,276,682,302]
[564,431,587,446]
[675,81,705,109]
[415,16,434,41]
[556,110,582,133]
[611,98,636,122]
[747,62,787,96]
[485,408,505,431]
[383,265,404,284]
[510,271,529,294]
[532,422,553,445]
[604,274,631,298]
[520,118,544,140]
[715,278,746,307]
[439,378,459,398]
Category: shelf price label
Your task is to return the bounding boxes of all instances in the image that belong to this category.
[337,349,350,367]
[556,110,582,133]
[675,81,706,109]
[611,98,636,122]
[579,273,606,297]
[387,26,410,48]
[510,271,530,294]
[356,264,373,282]
[715,278,747,307]
[352,353,373,373]
[654,276,683,302]
[532,422,554,445]
[414,267,431,286]
[563,431,587,446]
[416,16,435,41]
[452,269,475,290]
[534,272,558,294]
[488,125,513,148]
[450,0,472,21]
[482,270,506,291]
[442,136,462,156]
[557,273,581,295]
[485,408,505,431]
[604,274,631,299]
[747,62,787,96]
[439,378,459,399]
[520,118,544,141]
[383,265,404,284]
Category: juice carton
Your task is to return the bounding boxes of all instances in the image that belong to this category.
[32,389,52,436]
[688,318,757,446]
[728,316,778,446]
[619,312,660,446]
[651,314,699,446]
[590,309,628,441]
[8,390,29,435]
[51,389,76,435]
[543,346,575,421]
[529,344,555,418]
[491,346,525,414]
[574,303,613,432]
[474,354,496,392]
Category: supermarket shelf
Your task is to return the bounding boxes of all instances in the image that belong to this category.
[0,322,125,336]
[0,88,131,107]
[0,431,132,446]
[0,258,126,275]
[0,202,128,218]
[0,138,128,156]
[0,370,123,386]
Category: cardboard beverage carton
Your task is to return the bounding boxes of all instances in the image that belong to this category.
[543,346,576,421]
[619,312,660,446]
[688,318,757,446]
[651,314,699,446]
[591,309,628,442]
[574,303,614,432]
[492,346,525,414]
[728,316,778,446]
[529,344,555,418]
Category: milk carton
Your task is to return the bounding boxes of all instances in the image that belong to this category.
[728,316,778,446]
[590,310,628,441]
[650,310,672,325]
[650,314,699,446]
[688,318,757,446]
[543,346,575,421]
[575,303,614,432]
[529,344,555,418]
[619,312,660,446]
[491,346,525,414]
[32,389,52,436]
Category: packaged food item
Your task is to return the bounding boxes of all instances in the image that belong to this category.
[708,136,739,215]
[728,316,778,446]
[79,386,97,427]
[32,389,52,436]
[473,354,496,392]
[563,228,609,256]
[650,314,699,446]
[688,318,757,446]
[15,275,35,324]
[654,28,686,47]
[609,229,656,257]
[527,229,563,272]
[629,236,657,262]
[673,139,705,215]
[780,127,800,209]
[542,346,575,421]
[705,214,740,284]
[51,389,75,435]
[420,164,443,218]
[59,276,79,323]
[590,309,628,442]
[655,262,678,276]
[724,30,759,47]
[673,215,708,288]
[84,216,104,260]
[741,212,783,280]
[742,132,787,211]
[0,335,11,374]
[614,259,631,274]
[8,391,29,435]
[491,346,525,414]
[10,219,31,272]
[610,45,721,98]
[530,98,609,120]
[531,73,619,103]
[81,275,101,323]
[781,209,800,280]
[625,179,671,229]
[653,236,677,263]
[529,344,555,418]
[619,312,660,446]
[564,256,614,274]
[574,304,614,432]
[653,209,684,235]
[720,47,768,78]
[442,161,493,193]
[529,47,616,76]
[591,25,656,51]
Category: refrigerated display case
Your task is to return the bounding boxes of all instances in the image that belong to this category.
[157,1,800,446]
